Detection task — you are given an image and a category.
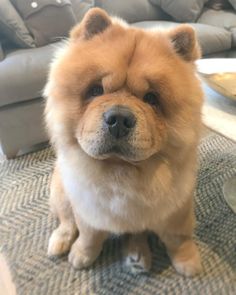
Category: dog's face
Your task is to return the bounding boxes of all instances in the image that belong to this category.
[45,9,203,162]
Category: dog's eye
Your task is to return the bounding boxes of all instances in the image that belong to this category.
[86,85,104,99]
[143,92,159,107]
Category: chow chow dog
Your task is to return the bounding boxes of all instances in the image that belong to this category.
[44,8,203,276]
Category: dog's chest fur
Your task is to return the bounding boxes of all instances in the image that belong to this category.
[58,146,193,234]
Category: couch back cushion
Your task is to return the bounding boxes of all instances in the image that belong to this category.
[206,0,233,10]
[150,0,207,22]
[0,0,35,48]
[198,7,236,47]
[13,0,76,46]
[133,20,232,55]
[95,0,170,23]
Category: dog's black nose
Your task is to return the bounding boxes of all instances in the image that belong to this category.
[103,106,136,139]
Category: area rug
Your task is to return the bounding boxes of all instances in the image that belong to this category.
[0,132,236,295]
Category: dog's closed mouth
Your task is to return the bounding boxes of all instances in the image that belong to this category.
[101,145,144,165]
[108,146,122,154]
[101,144,131,157]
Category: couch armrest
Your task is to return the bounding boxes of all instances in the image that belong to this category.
[95,0,171,23]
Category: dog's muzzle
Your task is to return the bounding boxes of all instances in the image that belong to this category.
[103,105,136,139]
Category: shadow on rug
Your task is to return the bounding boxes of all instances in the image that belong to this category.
[0,132,236,295]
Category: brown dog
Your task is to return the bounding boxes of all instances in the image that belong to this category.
[44,8,203,276]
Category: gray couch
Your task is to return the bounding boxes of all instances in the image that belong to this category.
[0,0,236,158]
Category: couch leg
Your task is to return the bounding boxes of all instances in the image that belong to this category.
[3,150,18,160]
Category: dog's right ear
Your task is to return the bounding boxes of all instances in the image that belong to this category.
[70,8,112,41]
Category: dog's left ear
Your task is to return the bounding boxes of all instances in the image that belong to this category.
[70,8,112,41]
[168,25,201,61]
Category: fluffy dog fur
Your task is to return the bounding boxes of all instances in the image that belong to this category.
[44,8,203,276]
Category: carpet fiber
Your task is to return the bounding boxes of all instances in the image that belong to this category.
[0,133,236,295]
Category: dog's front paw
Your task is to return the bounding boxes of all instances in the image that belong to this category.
[173,256,202,277]
[68,242,98,269]
[47,226,77,257]
[172,249,202,277]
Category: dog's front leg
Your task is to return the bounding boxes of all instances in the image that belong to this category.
[68,215,108,269]
[160,233,202,277]
[47,167,78,257]
[158,200,202,277]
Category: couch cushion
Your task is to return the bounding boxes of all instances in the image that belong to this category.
[132,21,232,56]
[198,8,236,31]
[205,0,233,10]
[95,0,170,23]
[198,9,236,48]
[0,0,35,48]
[13,0,76,46]
[150,0,207,22]
[0,42,62,108]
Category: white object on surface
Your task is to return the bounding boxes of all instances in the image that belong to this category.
[196,58,236,141]
[197,58,236,74]
[201,83,236,142]
[197,58,236,101]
